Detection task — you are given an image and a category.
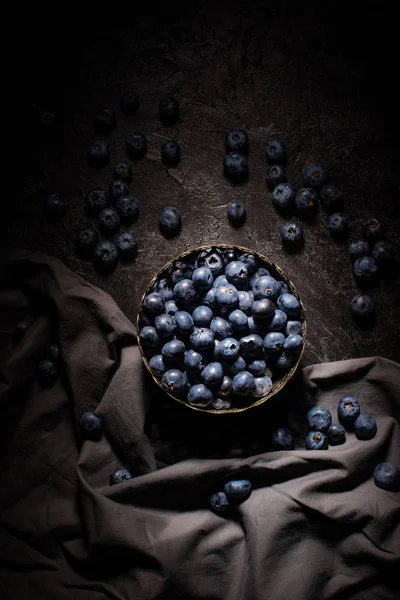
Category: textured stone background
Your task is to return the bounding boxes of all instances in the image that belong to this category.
[4,1,400,366]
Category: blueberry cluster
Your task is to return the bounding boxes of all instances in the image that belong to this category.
[139,246,304,411]
[209,479,251,515]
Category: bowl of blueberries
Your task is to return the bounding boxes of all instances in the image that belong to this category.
[137,245,306,413]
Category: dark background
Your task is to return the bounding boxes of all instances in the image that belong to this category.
[3,0,400,366]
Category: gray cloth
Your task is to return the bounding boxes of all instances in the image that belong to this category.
[0,246,399,600]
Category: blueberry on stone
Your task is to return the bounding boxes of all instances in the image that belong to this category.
[161,140,181,166]
[271,427,294,450]
[159,96,179,125]
[223,152,248,181]
[113,161,132,184]
[109,467,132,486]
[227,200,246,226]
[144,292,165,314]
[98,208,120,236]
[85,188,108,216]
[120,89,139,114]
[187,383,213,407]
[209,491,230,513]
[266,139,286,164]
[224,479,251,499]
[327,423,346,445]
[232,371,255,395]
[37,358,59,387]
[79,411,103,441]
[349,240,370,262]
[239,334,264,358]
[328,212,349,238]
[354,413,377,439]
[190,327,215,351]
[75,226,98,260]
[295,188,318,219]
[277,293,300,318]
[226,129,249,154]
[94,105,116,134]
[139,326,160,348]
[159,207,181,237]
[373,462,399,490]
[281,222,304,250]
[371,240,394,266]
[353,256,378,283]
[305,431,328,450]
[252,375,272,398]
[87,139,110,168]
[272,183,296,212]
[115,195,139,224]
[306,406,332,433]
[114,231,137,261]
[337,395,360,426]
[363,218,385,244]
[161,369,187,394]
[149,354,166,378]
[48,343,60,361]
[44,191,66,216]
[266,165,287,188]
[125,132,147,159]
[303,164,329,191]
[351,294,375,321]
[320,183,344,213]
[93,241,118,274]
[109,179,129,203]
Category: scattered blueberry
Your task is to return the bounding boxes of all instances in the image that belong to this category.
[161,369,187,394]
[303,164,329,191]
[271,427,294,450]
[37,358,59,387]
[224,479,251,499]
[159,207,181,237]
[371,240,394,266]
[226,130,249,154]
[114,231,137,261]
[120,89,139,114]
[373,462,399,491]
[349,240,370,262]
[94,105,116,134]
[159,96,179,125]
[115,195,139,224]
[109,467,132,486]
[266,165,287,188]
[320,183,344,213]
[281,222,304,250]
[109,179,129,203]
[353,256,378,283]
[209,491,230,513]
[161,140,181,166]
[233,371,255,395]
[328,212,349,238]
[97,208,120,236]
[272,183,296,212]
[76,228,98,259]
[363,218,385,244]
[223,152,248,181]
[295,188,318,219]
[37,109,55,128]
[306,406,332,432]
[351,294,375,321]
[79,411,103,441]
[12,315,34,344]
[93,241,118,274]
[85,188,108,216]
[44,191,65,216]
[354,413,377,439]
[305,431,328,450]
[187,383,213,407]
[337,395,360,426]
[227,200,246,226]
[87,139,110,168]
[266,139,286,164]
[125,132,147,159]
[327,423,346,445]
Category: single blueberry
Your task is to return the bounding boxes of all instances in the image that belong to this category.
[277,281,290,296]
[112,161,132,184]
[161,140,181,166]
[211,397,232,410]
[159,96,179,125]
[371,240,394,266]
[192,305,213,328]
[252,375,272,398]
[152,278,174,301]
[223,248,239,266]
[353,256,378,283]
[219,337,240,361]
[44,191,65,216]
[125,132,147,159]
[252,275,278,301]
[85,188,108,216]
[209,491,230,513]
[337,395,360,426]
[97,208,120,236]
[327,423,346,445]
[247,316,263,334]
[139,326,160,348]
[277,293,300,318]
[37,109,55,128]
[351,294,375,321]
[224,479,251,499]
[229,310,248,334]
[185,349,206,373]
[93,241,118,274]
[168,261,194,286]
[264,332,286,354]
[197,249,225,276]
[320,183,344,213]
[273,350,294,369]
[210,317,233,340]
[161,339,186,362]
[202,288,218,310]
[48,343,60,361]
[192,267,214,291]
[283,334,303,354]
[215,284,239,313]
[266,139,286,164]
[79,411,103,441]
[159,206,181,237]
[225,261,249,290]
[229,356,247,375]
[251,299,275,321]
[144,292,165,314]
[266,165,287,188]
[110,467,132,486]
[164,300,179,317]
[305,431,328,450]
[272,183,296,212]
[354,413,377,439]
[237,290,253,314]
[328,212,349,238]
[271,427,294,450]
[114,231,137,261]
[212,339,222,361]
[217,374,233,397]
[161,369,187,394]
[76,228,98,259]
[238,253,258,274]
[285,320,303,337]
[363,218,385,244]
[247,359,267,376]
[213,275,229,288]
[233,371,255,395]
[373,462,399,491]
[187,383,213,407]
[280,222,304,250]
[303,164,329,191]
[109,179,129,203]
[149,354,167,378]
[239,334,264,358]
[223,152,248,181]
[94,105,116,134]
[190,327,215,351]
[201,362,224,386]
[154,314,177,338]
[174,311,194,336]
[174,279,197,306]
[306,406,332,433]
[120,89,139,114]
[268,309,287,331]
[295,188,318,219]
[349,240,370,262]
[250,267,270,286]
[37,359,59,387]
[226,130,249,154]
[227,200,246,226]
[87,139,110,168]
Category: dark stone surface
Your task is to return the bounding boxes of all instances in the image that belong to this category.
[3,1,400,366]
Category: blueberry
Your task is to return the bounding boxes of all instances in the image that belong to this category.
[213,275,229,288]
[305,431,328,450]
[271,427,294,450]
[159,96,179,125]
[277,281,290,296]
[161,140,181,166]
[303,164,329,191]
[94,105,116,134]
[328,212,349,238]
[223,248,239,265]
[327,423,346,445]
[252,375,272,398]
[251,299,275,321]
[93,241,118,274]
[227,200,246,226]
[280,222,304,250]
[320,183,344,213]
[211,397,232,410]
[373,462,399,490]
[159,206,181,237]
[184,349,206,373]
[161,369,187,394]
[37,358,59,387]
[192,267,213,290]
[306,406,332,433]
[224,479,251,499]
[215,284,239,313]
[349,240,370,262]
[272,183,296,212]
[120,89,139,114]
[226,130,249,154]
[238,253,258,274]
[266,139,286,164]
[209,491,230,513]
[264,332,285,355]
[139,313,154,329]
[98,208,120,236]
[139,326,160,348]
[217,374,233,397]
[210,317,233,340]
[223,152,248,181]
[197,249,225,276]
[174,279,197,305]
[212,339,222,361]
[144,292,165,314]
[354,413,377,439]
[239,334,264,358]
[87,139,110,168]
[250,268,270,286]
[371,240,394,266]
[149,354,167,378]
[109,179,129,203]
[268,310,287,331]
[175,311,194,336]
[285,320,302,336]
[363,218,385,244]
[76,228,98,259]
[233,371,255,395]
[247,359,267,376]
[109,467,132,486]
[85,188,108,216]
[229,356,247,375]
[44,191,65,216]
[337,395,360,426]
[114,231,137,261]
[237,290,253,314]
[161,339,186,362]
[247,316,262,334]
[48,343,60,361]
[351,294,374,321]
[125,132,147,159]
[283,334,303,354]
[266,165,287,188]
[225,261,249,290]
[353,256,378,283]
[168,261,194,286]
[190,327,215,351]
[165,300,179,316]
[154,314,177,338]
[219,337,240,361]
[187,383,213,407]
[191,305,213,328]
[79,411,103,441]
[273,351,295,369]
[202,288,218,310]
[229,310,248,334]
[252,275,278,301]
[201,362,224,386]
[115,195,139,224]
[295,188,318,219]
[277,293,300,318]
[37,109,55,128]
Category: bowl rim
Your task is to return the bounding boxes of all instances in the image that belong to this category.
[137,244,306,414]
